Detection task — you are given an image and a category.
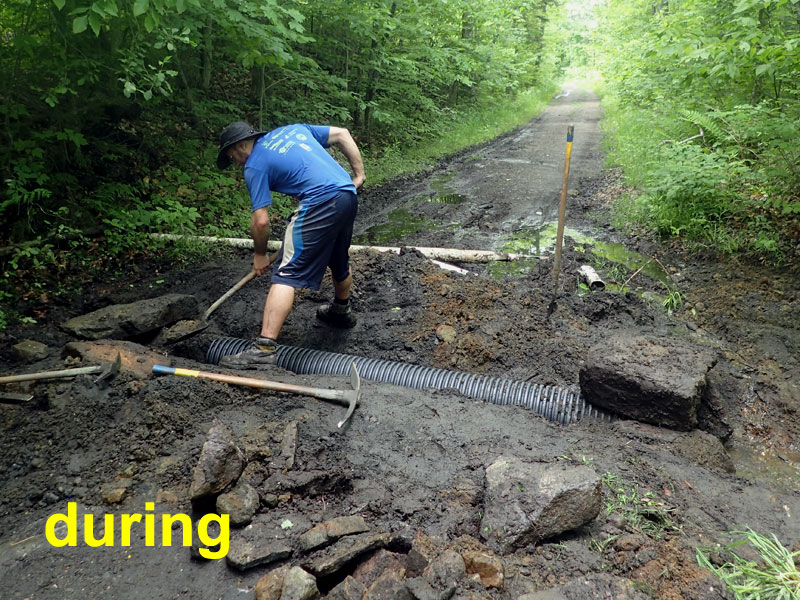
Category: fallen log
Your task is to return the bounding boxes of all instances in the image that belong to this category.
[150,233,533,264]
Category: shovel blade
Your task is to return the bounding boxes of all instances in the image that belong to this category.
[162,319,209,344]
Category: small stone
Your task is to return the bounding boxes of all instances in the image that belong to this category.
[435,324,457,344]
[254,565,290,600]
[614,534,645,552]
[463,551,504,589]
[299,515,369,551]
[156,489,180,505]
[226,539,293,571]
[216,481,259,526]
[280,566,320,600]
[327,576,366,600]
[102,487,127,504]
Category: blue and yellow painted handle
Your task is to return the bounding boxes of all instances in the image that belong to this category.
[152,365,198,377]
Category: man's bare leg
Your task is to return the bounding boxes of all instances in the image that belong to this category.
[261,283,295,340]
[333,271,352,301]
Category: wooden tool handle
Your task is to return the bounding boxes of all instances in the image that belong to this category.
[202,270,257,320]
[552,125,574,284]
[0,365,102,384]
[202,250,280,320]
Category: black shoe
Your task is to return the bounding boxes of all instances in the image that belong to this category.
[219,337,278,369]
[316,302,357,329]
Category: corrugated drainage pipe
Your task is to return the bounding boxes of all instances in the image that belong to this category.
[206,337,610,425]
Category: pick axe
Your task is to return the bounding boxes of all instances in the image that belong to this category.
[152,362,361,428]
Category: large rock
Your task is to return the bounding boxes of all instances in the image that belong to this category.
[579,332,717,430]
[480,456,601,554]
[61,293,198,340]
[190,419,246,500]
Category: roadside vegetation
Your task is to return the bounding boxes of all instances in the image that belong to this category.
[583,0,800,264]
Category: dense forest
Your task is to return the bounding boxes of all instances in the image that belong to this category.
[1,0,799,321]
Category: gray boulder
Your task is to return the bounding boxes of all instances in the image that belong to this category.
[61,293,198,340]
[480,456,601,554]
[11,339,49,362]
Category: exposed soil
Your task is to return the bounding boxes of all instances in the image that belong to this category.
[1,86,799,600]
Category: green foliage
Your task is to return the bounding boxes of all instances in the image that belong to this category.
[697,528,800,599]
[1,0,562,310]
[602,473,679,538]
[590,0,800,264]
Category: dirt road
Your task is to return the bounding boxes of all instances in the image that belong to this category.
[1,87,798,599]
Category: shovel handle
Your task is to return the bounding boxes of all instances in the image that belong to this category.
[202,270,257,321]
[553,125,574,285]
[202,250,280,321]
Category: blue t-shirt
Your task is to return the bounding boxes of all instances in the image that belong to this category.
[244,124,357,211]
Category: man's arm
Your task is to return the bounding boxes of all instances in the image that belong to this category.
[251,207,272,274]
[327,126,366,189]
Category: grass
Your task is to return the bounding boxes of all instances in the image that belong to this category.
[601,473,679,538]
[696,528,800,599]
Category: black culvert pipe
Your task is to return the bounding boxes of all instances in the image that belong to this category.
[205,337,610,425]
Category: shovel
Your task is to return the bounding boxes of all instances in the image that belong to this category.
[152,362,360,428]
[548,125,574,317]
[165,250,280,343]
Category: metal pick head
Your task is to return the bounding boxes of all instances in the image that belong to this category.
[337,363,361,428]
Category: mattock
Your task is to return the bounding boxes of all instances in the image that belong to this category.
[152,362,361,428]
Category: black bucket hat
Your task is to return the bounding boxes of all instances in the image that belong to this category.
[217,121,266,169]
